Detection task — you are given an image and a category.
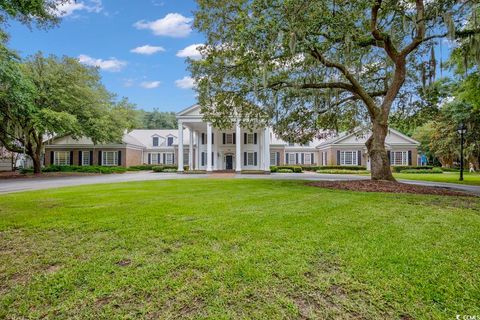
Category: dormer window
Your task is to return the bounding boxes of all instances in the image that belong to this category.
[152,137,159,147]
[167,136,174,146]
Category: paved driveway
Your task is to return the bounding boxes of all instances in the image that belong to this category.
[0,171,478,195]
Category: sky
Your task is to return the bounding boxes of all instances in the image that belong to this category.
[7,0,203,113]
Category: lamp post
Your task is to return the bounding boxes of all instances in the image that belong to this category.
[457,123,467,181]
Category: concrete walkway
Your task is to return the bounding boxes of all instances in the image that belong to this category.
[0,171,478,195]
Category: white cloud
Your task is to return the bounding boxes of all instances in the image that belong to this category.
[140,81,161,89]
[134,13,192,38]
[55,0,102,17]
[175,76,196,89]
[176,44,203,60]
[130,45,165,55]
[78,54,126,72]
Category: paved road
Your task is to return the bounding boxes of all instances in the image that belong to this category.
[0,171,478,195]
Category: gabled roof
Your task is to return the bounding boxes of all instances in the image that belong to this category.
[177,104,202,117]
[316,128,419,148]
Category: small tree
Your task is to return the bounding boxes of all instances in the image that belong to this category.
[191,0,479,180]
[0,53,137,173]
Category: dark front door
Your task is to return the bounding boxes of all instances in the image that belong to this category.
[226,155,233,170]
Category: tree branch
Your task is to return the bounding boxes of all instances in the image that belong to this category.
[371,0,399,60]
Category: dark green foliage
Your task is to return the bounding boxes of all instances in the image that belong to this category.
[316,169,370,174]
[152,165,188,172]
[136,109,177,129]
[277,169,293,173]
[128,165,156,171]
[21,165,127,174]
[391,166,434,173]
[273,166,302,173]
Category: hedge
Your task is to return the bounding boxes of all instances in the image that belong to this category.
[317,165,367,171]
[317,169,370,174]
[152,165,189,172]
[270,166,302,173]
[20,165,127,174]
[277,168,293,173]
[391,166,433,173]
[400,168,443,174]
[128,165,156,171]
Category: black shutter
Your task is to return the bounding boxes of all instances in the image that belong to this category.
[201,152,204,166]
[408,150,412,166]
[118,151,122,166]
[223,133,226,144]
[89,151,93,165]
[201,133,205,145]
[211,133,214,145]
[50,151,54,165]
[296,153,299,164]
[172,153,175,164]
[358,150,362,166]
[387,151,391,165]
[244,133,247,144]
[286,153,289,164]
[157,153,161,164]
[148,153,151,164]
[254,152,258,166]
[276,152,280,166]
[301,153,304,164]
[98,151,102,166]
[244,152,247,166]
[233,133,236,144]
[79,151,83,166]
[163,153,166,164]
[254,133,257,144]
[70,151,74,166]
[337,150,341,165]
[212,152,214,166]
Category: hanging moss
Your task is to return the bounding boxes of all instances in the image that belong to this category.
[289,32,297,55]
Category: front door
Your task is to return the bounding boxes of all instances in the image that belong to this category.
[226,155,233,170]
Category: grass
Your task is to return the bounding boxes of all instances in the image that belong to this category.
[395,171,480,186]
[0,179,479,319]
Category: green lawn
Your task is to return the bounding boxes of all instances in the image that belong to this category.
[394,171,480,186]
[1,179,479,319]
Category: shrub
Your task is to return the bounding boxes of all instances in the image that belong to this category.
[183,170,207,174]
[277,168,293,173]
[241,170,265,174]
[317,165,366,171]
[128,165,155,171]
[20,168,34,174]
[400,168,443,174]
[37,165,127,174]
[270,166,278,172]
[275,166,302,173]
[152,165,181,173]
[301,166,320,171]
[391,166,433,173]
[317,169,370,174]
[439,167,459,172]
[163,168,177,173]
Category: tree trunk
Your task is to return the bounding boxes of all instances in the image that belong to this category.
[31,153,42,174]
[366,121,395,181]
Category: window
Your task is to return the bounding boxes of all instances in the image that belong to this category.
[247,152,255,166]
[391,151,408,166]
[150,153,160,165]
[246,133,254,144]
[167,137,174,146]
[304,153,311,165]
[183,152,189,166]
[289,153,296,164]
[340,151,357,166]
[322,152,328,166]
[54,151,70,166]
[226,133,233,144]
[165,153,174,165]
[82,151,90,166]
[102,151,118,166]
[153,137,159,147]
[270,152,277,166]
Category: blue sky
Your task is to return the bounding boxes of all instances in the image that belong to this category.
[7,0,203,112]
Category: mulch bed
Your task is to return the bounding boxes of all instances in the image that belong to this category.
[308,180,475,197]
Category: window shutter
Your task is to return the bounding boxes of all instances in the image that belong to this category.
[212,152,214,166]
[311,153,314,165]
[254,152,258,166]
[244,133,247,144]
[387,151,391,165]
[408,150,412,166]
[70,151,74,165]
[223,133,226,144]
[201,152,204,166]
[148,153,151,164]
[337,150,340,165]
[286,153,289,164]
[172,153,175,164]
[157,153,161,164]
[163,153,166,164]
[276,152,280,166]
[79,151,83,166]
[244,152,247,166]
[98,151,102,166]
[301,153,304,164]
[211,133,214,145]
[201,133,205,145]
[50,151,54,165]
[358,150,362,166]
[254,133,257,144]
[233,133,236,144]
[118,151,122,166]
[296,153,299,164]
[89,151,93,165]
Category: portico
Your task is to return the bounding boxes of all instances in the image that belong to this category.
[176,105,271,173]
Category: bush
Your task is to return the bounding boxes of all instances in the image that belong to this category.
[277,168,293,173]
[36,165,127,174]
[275,166,302,173]
[183,170,207,174]
[128,165,155,171]
[317,169,370,174]
[400,168,443,174]
[152,165,181,173]
[391,166,433,173]
[317,165,366,171]
[20,168,34,174]
[439,167,459,172]
[270,166,278,172]
[301,166,320,171]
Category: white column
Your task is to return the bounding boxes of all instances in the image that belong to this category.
[206,122,213,172]
[177,121,184,172]
[189,128,194,170]
[235,122,242,172]
[195,131,200,170]
[264,127,270,172]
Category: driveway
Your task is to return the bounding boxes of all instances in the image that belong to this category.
[0,171,478,195]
